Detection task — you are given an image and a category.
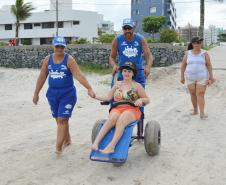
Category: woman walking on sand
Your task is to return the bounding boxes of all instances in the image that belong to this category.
[33,36,95,155]
[180,37,215,119]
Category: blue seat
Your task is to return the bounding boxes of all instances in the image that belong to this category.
[90,120,138,164]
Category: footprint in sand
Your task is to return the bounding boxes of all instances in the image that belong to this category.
[107,176,115,181]
[178,114,191,123]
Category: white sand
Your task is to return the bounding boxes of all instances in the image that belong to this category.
[1,46,226,185]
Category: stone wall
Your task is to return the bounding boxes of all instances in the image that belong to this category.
[0,44,186,68]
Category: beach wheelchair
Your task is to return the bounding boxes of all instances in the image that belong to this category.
[90,75,161,165]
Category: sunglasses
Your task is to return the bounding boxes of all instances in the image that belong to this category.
[123,26,133,30]
[55,45,65,49]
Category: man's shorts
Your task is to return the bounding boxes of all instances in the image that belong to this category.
[46,86,77,118]
[186,78,208,86]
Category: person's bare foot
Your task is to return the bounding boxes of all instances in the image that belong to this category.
[200,114,208,120]
[63,140,71,148]
[91,143,99,151]
[99,145,115,154]
[55,150,62,157]
[190,110,198,115]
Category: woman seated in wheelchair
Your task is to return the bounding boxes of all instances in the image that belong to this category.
[92,61,150,154]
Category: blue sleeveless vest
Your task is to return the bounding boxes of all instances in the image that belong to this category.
[117,33,143,69]
[48,53,74,88]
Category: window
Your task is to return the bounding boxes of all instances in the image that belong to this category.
[58,22,64,28]
[34,23,41,27]
[73,21,80,25]
[40,38,52,45]
[42,22,54,29]
[150,7,157,14]
[24,23,33,30]
[102,24,108,28]
[136,9,139,15]
[5,24,12,30]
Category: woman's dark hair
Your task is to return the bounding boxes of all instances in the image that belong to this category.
[187,42,193,50]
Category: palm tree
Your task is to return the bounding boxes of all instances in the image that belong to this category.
[11,0,34,45]
[199,0,224,39]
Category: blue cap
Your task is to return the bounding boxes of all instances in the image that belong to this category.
[122,18,134,28]
[53,36,66,47]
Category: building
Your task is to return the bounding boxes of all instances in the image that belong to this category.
[178,23,199,43]
[0,0,114,45]
[99,21,115,35]
[204,25,220,45]
[131,0,177,37]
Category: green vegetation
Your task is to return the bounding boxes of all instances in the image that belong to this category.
[97,34,116,43]
[142,16,165,39]
[79,64,111,75]
[218,33,226,42]
[0,41,8,46]
[203,44,216,50]
[71,38,90,44]
[145,38,160,43]
[160,29,178,43]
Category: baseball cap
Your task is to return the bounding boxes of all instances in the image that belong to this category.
[191,37,203,43]
[53,36,66,47]
[120,62,137,75]
[122,18,135,28]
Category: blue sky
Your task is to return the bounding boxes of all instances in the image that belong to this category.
[1,0,226,30]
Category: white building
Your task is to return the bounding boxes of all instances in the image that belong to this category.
[0,0,114,45]
[204,25,219,46]
[99,21,115,35]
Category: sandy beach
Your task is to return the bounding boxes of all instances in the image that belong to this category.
[1,46,226,185]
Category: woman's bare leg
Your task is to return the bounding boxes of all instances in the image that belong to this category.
[100,111,136,154]
[56,118,69,154]
[63,123,71,147]
[196,84,207,119]
[91,112,120,151]
[188,83,198,115]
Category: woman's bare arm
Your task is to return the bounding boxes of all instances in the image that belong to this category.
[94,82,119,102]
[180,52,188,84]
[205,52,214,80]
[136,83,150,106]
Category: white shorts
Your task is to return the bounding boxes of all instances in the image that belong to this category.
[186,79,208,86]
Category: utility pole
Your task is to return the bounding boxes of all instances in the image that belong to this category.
[56,0,59,36]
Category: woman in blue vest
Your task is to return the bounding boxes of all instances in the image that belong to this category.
[33,36,95,155]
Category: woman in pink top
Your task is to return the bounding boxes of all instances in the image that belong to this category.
[180,37,215,119]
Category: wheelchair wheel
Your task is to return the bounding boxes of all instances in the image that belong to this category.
[91,119,106,143]
[144,120,161,156]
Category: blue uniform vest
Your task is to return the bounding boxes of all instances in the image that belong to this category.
[117,33,145,87]
[117,33,143,69]
[48,53,74,88]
